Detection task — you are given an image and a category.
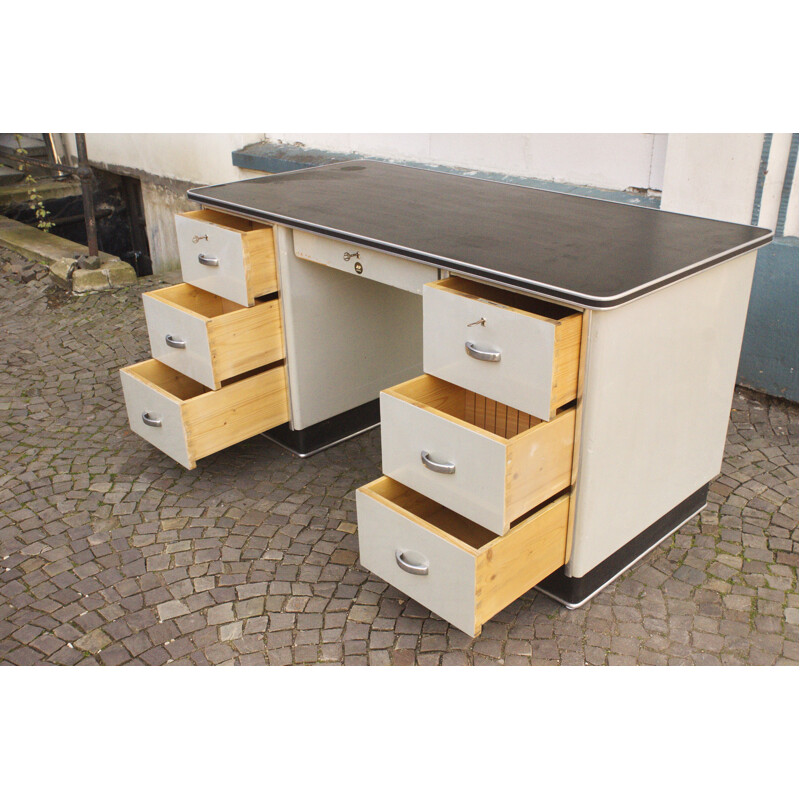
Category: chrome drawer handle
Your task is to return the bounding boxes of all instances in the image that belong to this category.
[420,451,456,474]
[198,253,219,267]
[141,412,162,428]
[165,334,186,349]
[465,341,501,362]
[395,550,429,576]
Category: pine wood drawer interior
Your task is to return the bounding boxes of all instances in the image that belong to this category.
[143,283,284,390]
[175,209,278,306]
[357,477,570,636]
[119,359,289,469]
[423,276,582,420]
[381,374,575,534]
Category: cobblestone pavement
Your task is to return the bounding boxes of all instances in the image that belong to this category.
[0,251,797,666]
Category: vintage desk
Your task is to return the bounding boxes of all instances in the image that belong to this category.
[119,161,772,636]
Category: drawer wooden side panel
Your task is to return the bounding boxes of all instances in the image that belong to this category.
[244,227,279,299]
[182,365,289,463]
[293,229,438,295]
[505,408,575,525]
[551,312,582,416]
[474,493,569,628]
[207,299,284,384]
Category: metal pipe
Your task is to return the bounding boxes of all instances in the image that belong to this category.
[43,132,68,179]
[74,134,98,257]
[1,150,79,175]
[46,209,114,227]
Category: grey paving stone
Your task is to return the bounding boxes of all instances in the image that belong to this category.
[157,600,189,622]
[72,627,112,654]
[0,264,796,667]
[219,621,243,642]
[207,603,235,625]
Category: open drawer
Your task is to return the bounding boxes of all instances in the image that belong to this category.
[119,359,289,469]
[423,276,582,420]
[143,283,284,390]
[175,209,278,306]
[380,374,575,535]
[357,477,569,637]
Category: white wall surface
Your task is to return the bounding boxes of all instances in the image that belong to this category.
[64,133,265,186]
[661,133,797,236]
[758,133,792,231]
[61,133,668,193]
[267,132,668,191]
[660,134,764,225]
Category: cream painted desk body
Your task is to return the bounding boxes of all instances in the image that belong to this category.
[121,162,769,638]
[277,227,757,635]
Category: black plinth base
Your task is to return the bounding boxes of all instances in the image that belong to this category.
[260,399,380,457]
[535,483,709,608]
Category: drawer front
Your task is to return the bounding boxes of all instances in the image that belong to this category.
[143,286,285,390]
[120,360,290,470]
[380,391,508,534]
[143,292,215,388]
[356,485,478,635]
[176,213,250,305]
[423,282,558,420]
[120,367,190,467]
[293,229,439,295]
[357,478,571,636]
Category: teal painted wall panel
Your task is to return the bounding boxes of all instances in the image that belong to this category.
[737,237,799,402]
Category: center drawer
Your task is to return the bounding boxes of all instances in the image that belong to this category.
[357,477,569,637]
[381,374,575,534]
[119,359,289,469]
[175,209,278,306]
[143,283,284,390]
[423,276,582,420]
[293,229,439,295]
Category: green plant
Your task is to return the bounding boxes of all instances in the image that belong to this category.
[14,133,54,232]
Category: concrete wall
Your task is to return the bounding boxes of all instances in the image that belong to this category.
[60,134,266,275]
[63,134,264,186]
